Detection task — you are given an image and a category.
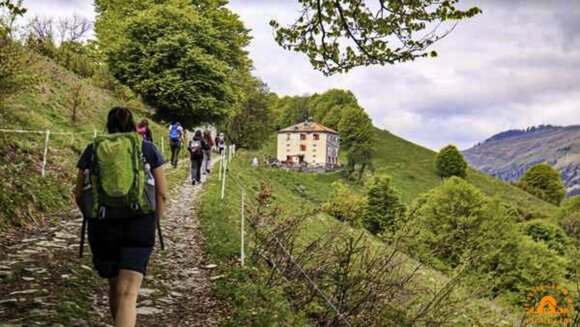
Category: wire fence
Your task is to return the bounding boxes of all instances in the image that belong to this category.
[0,127,178,177]
[218,148,353,327]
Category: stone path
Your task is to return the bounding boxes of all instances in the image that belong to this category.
[0,162,223,326]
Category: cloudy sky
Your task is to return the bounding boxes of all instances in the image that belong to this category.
[21,0,580,150]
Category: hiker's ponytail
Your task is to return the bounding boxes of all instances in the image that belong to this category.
[106,107,137,134]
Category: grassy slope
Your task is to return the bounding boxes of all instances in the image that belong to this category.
[0,56,183,228]
[199,153,518,326]
[371,128,556,218]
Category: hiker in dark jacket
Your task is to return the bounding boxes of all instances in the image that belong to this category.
[74,107,168,327]
[188,130,206,185]
[202,130,213,174]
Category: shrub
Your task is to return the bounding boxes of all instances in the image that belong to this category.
[517,163,566,205]
[435,144,468,179]
[406,177,489,269]
[521,220,568,255]
[404,178,568,302]
[363,176,406,235]
[322,181,367,228]
[557,196,580,241]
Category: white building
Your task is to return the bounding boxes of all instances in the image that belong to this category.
[277,120,340,169]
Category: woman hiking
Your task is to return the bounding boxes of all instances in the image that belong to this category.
[137,118,153,143]
[74,107,167,327]
[202,130,213,174]
[188,130,206,185]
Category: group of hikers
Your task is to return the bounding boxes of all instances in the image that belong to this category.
[73,107,227,327]
[166,122,226,184]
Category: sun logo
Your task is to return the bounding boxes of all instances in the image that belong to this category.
[523,283,574,325]
[527,295,569,315]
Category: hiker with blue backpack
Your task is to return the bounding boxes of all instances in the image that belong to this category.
[188,130,208,185]
[168,122,184,168]
[74,107,167,327]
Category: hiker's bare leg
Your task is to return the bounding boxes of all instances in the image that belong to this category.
[114,270,143,327]
[108,277,119,320]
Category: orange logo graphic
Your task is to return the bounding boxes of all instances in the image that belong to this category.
[523,283,574,325]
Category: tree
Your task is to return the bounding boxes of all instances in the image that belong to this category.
[521,220,568,255]
[226,77,275,149]
[0,1,28,102]
[0,0,26,37]
[403,177,567,302]
[435,144,467,179]
[557,196,580,242]
[271,0,482,75]
[95,0,251,127]
[517,163,566,205]
[363,176,405,235]
[322,181,367,228]
[338,105,374,179]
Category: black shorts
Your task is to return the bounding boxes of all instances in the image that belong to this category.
[88,213,156,278]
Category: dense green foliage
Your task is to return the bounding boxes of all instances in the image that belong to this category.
[271,0,481,74]
[435,144,468,179]
[322,181,367,228]
[403,177,568,302]
[338,105,374,178]
[517,163,567,205]
[557,196,580,242]
[363,176,405,235]
[521,220,568,255]
[95,0,251,127]
[225,77,276,149]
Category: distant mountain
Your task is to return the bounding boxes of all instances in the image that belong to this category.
[463,125,580,197]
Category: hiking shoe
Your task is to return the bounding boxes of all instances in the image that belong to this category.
[192,180,196,185]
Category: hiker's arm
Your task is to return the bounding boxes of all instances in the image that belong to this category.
[152,167,167,219]
[74,169,84,210]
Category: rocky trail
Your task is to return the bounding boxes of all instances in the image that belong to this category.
[0,163,224,327]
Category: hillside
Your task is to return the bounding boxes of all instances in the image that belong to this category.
[372,128,556,218]
[0,55,174,228]
[464,125,580,197]
[198,153,519,326]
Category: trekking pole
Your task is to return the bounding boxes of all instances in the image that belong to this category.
[41,130,50,177]
[78,216,87,258]
[157,213,165,250]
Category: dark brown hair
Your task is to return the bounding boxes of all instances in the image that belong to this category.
[138,118,149,128]
[106,107,136,134]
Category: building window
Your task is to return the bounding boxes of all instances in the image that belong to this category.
[286,133,291,141]
[313,133,320,140]
[300,134,306,140]
[300,144,306,151]
[313,149,316,152]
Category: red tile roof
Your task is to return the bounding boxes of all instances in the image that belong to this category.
[279,121,338,134]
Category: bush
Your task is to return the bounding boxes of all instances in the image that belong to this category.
[406,177,489,269]
[517,163,566,205]
[404,178,568,302]
[0,36,30,102]
[521,220,568,255]
[363,176,405,235]
[322,181,367,228]
[557,196,580,241]
[435,144,467,179]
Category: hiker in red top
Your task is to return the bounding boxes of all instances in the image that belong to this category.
[137,118,153,143]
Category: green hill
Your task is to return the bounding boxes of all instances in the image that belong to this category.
[371,128,556,218]
[0,56,180,228]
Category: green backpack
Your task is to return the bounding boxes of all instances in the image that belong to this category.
[89,132,152,219]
